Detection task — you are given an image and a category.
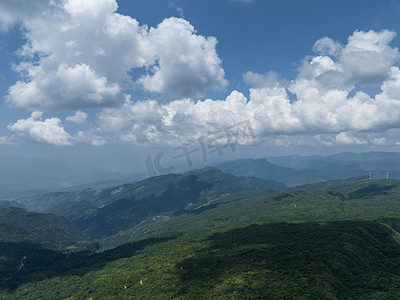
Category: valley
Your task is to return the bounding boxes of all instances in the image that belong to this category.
[1,152,400,298]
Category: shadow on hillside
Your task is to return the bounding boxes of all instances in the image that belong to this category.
[75,178,214,239]
[349,184,397,198]
[0,236,175,291]
[175,221,400,298]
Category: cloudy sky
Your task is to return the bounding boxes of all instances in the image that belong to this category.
[1,0,400,168]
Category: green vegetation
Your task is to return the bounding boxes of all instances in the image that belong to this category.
[0,207,90,291]
[2,221,400,299]
[99,177,400,248]
[0,207,83,247]
[18,167,283,238]
[2,171,400,299]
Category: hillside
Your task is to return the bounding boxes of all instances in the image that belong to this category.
[2,171,400,298]
[267,151,400,180]
[98,176,400,249]
[218,152,400,187]
[218,158,325,187]
[2,221,400,299]
[0,207,83,246]
[0,207,86,289]
[18,167,284,238]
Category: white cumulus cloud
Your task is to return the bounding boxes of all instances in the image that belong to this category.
[3,5,400,149]
[137,18,228,97]
[7,112,107,146]
[94,30,400,148]
[2,0,227,110]
[8,112,73,146]
[75,130,106,146]
[0,0,51,31]
[66,110,88,124]
[313,37,342,57]
[8,63,121,110]
[313,30,399,86]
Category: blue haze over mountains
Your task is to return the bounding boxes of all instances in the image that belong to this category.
[1,151,399,200]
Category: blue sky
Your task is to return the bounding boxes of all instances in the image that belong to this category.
[1,0,400,170]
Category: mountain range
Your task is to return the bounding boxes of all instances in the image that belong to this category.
[16,167,283,238]
[1,151,399,201]
[2,153,400,298]
[217,151,400,187]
